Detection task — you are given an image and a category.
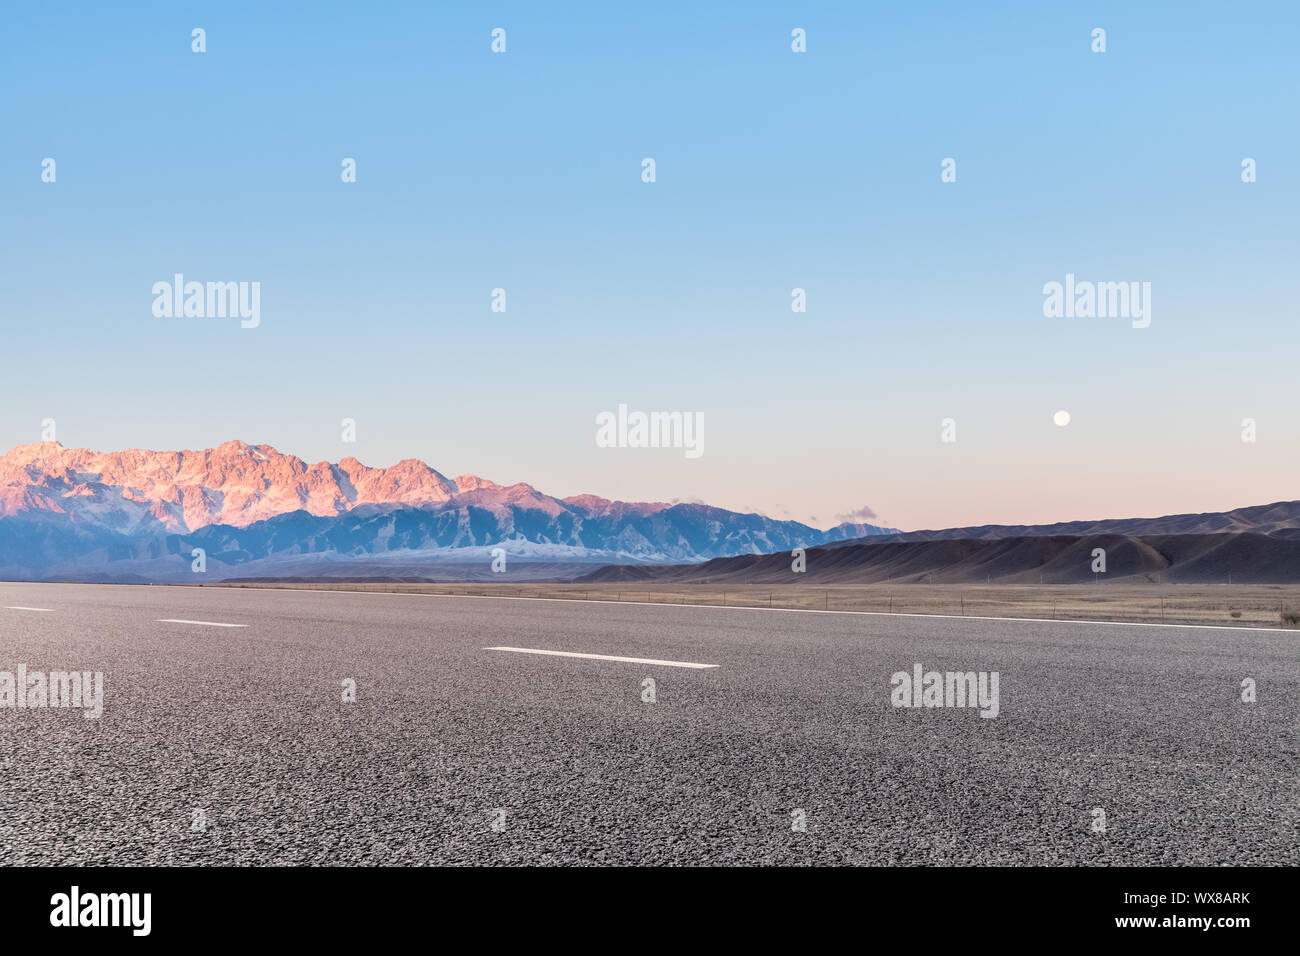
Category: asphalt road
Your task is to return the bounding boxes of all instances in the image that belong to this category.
[1,582,1296,865]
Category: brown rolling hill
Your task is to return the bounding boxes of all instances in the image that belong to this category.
[825,500,1300,546]
[574,531,1300,585]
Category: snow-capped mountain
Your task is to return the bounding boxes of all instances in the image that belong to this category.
[0,440,894,580]
[0,439,464,533]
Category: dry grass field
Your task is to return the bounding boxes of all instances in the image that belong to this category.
[208,579,1300,629]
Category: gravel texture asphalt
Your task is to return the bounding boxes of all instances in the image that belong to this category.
[1,582,1296,865]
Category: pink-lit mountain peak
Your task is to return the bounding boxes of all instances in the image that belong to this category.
[0,441,903,579]
[0,440,491,533]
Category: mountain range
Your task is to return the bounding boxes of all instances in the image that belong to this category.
[578,530,1300,585]
[579,502,1300,586]
[0,440,894,581]
[5,439,1295,585]
[824,500,1300,544]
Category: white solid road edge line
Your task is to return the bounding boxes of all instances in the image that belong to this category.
[362,590,1300,634]
[156,619,249,628]
[4,606,54,611]
[149,583,1299,634]
[485,646,718,669]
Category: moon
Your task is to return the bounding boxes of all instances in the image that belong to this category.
[1053,410,1071,427]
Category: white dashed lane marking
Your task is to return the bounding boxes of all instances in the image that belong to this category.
[156,619,249,628]
[485,646,717,669]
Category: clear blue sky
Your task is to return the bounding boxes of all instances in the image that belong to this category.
[2,1,1297,530]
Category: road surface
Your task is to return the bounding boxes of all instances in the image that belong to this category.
[1,582,1296,865]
